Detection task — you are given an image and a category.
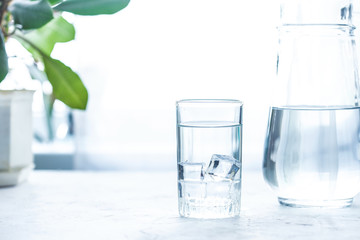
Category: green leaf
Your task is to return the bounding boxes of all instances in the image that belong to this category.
[0,33,8,82]
[54,0,130,15]
[9,0,54,29]
[14,34,88,110]
[47,0,62,5]
[14,16,74,62]
[13,34,42,62]
[24,16,75,56]
[42,55,88,110]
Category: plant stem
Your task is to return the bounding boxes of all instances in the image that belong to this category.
[13,33,44,53]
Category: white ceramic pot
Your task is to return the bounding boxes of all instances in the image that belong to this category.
[0,90,34,186]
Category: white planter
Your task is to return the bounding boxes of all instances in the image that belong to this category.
[0,90,34,186]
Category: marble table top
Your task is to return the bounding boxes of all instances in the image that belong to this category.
[0,170,359,240]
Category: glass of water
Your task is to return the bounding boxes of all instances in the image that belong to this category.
[176,99,243,218]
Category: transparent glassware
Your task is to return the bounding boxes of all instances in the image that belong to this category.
[176,99,243,218]
[263,0,360,207]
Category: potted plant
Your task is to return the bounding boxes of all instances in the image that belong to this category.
[0,0,130,186]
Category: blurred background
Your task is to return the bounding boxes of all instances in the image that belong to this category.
[34,0,281,171]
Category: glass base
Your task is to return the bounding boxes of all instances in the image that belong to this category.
[178,198,240,219]
[278,197,353,208]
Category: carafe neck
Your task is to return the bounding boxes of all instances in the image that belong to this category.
[280,0,354,26]
[274,0,360,107]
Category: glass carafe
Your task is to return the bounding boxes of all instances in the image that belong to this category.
[263,0,360,207]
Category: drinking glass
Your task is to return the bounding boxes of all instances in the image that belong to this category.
[176,99,243,218]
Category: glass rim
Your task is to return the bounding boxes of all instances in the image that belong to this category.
[176,99,243,105]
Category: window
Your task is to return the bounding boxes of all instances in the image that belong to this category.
[56,0,279,170]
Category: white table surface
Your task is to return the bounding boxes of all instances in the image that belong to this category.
[0,170,359,240]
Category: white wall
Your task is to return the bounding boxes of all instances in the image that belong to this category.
[58,0,279,170]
